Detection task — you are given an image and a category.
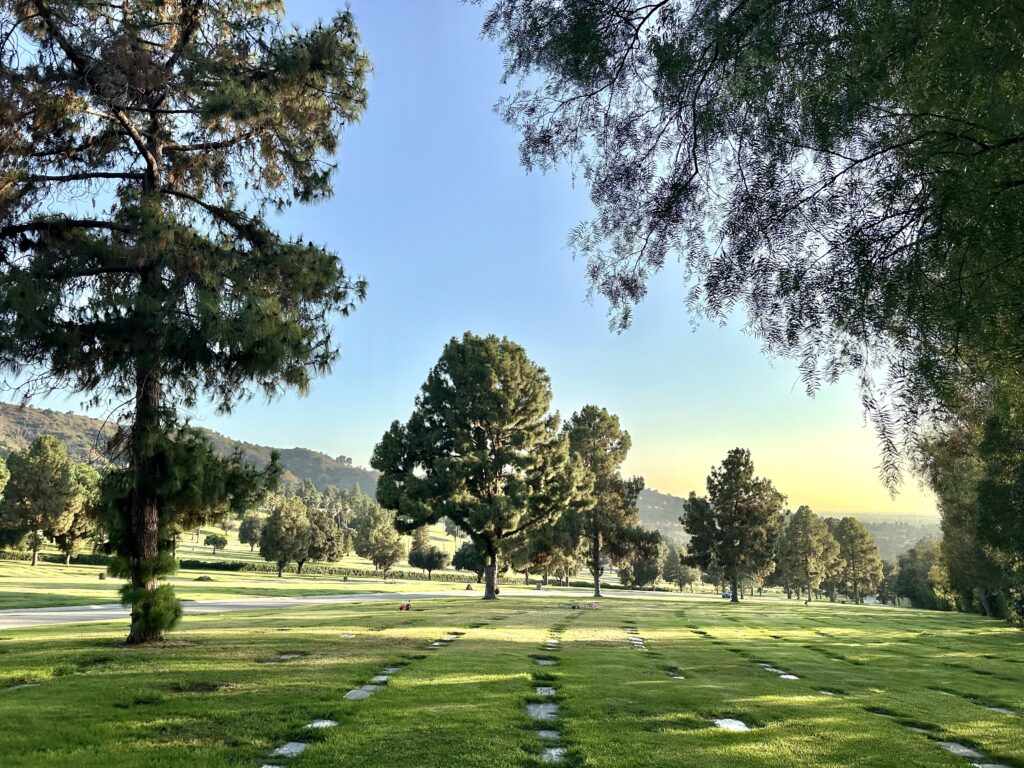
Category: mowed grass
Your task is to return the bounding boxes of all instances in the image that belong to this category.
[0,595,1020,768]
[0,561,478,610]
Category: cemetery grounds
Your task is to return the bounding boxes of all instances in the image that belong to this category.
[0,589,1020,768]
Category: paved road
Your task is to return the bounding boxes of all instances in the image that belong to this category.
[0,587,717,630]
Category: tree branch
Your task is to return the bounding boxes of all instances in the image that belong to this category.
[0,218,129,238]
[27,171,144,183]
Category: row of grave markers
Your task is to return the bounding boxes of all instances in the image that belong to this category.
[259,631,464,768]
[526,634,567,763]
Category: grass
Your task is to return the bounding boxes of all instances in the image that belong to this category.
[0,594,1020,767]
[0,560,482,610]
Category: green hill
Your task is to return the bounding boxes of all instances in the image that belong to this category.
[0,402,378,495]
[637,488,689,542]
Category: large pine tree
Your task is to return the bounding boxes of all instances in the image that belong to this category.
[0,2,369,642]
[682,448,785,602]
[372,333,591,599]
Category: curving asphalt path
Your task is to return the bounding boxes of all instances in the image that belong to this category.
[0,587,719,631]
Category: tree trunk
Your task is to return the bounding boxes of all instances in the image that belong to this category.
[427,569,432,581]
[277,562,285,577]
[297,559,305,574]
[523,567,530,585]
[543,568,549,586]
[805,577,812,605]
[979,592,992,617]
[730,575,739,603]
[126,364,164,645]
[483,543,498,599]
[64,553,71,566]
[591,533,603,598]
[853,578,860,604]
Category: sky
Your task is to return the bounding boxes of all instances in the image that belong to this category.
[20,1,936,518]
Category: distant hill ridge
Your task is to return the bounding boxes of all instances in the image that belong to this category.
[0,402,379,495]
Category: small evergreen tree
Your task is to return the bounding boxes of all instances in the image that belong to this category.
[662,545,699,592]
[303,503,345,571]
[833,517,884,603]
[372,333,591,599]
[204,533,227,554]
[563,405,654,597]
[617,538,665,589]
[52,463,101,565]
[407,526,449,578]
[238,514,265,552]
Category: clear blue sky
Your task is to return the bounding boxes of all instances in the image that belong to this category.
[28,1,936,517]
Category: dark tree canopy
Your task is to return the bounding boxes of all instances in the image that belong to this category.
[259,494,312,578]
[480,0,1024,482]
[453,540,486,583]
[238,513,265,552]
[352,501,405,576]
[0,1,369,642]
[917,380,1024,623]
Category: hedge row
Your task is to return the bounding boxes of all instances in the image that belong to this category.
[0,550,516,584]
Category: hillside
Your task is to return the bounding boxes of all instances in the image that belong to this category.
[637,488,689,542]
[0,402,378,495]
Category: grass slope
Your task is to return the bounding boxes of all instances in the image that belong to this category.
[0,596,1020,768]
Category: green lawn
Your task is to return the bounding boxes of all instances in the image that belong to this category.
[0,560,482,609]
[0,595,1020,767]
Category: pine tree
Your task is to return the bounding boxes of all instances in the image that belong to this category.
[352,502,405,576]
[777,506,843,604]
[372,333,591,599]
[563,405,655,597]
[833,517,883,604]
[0,2,369,642]
[453,541,486,583]
[238,514,265,553]
[682,448,785,602]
